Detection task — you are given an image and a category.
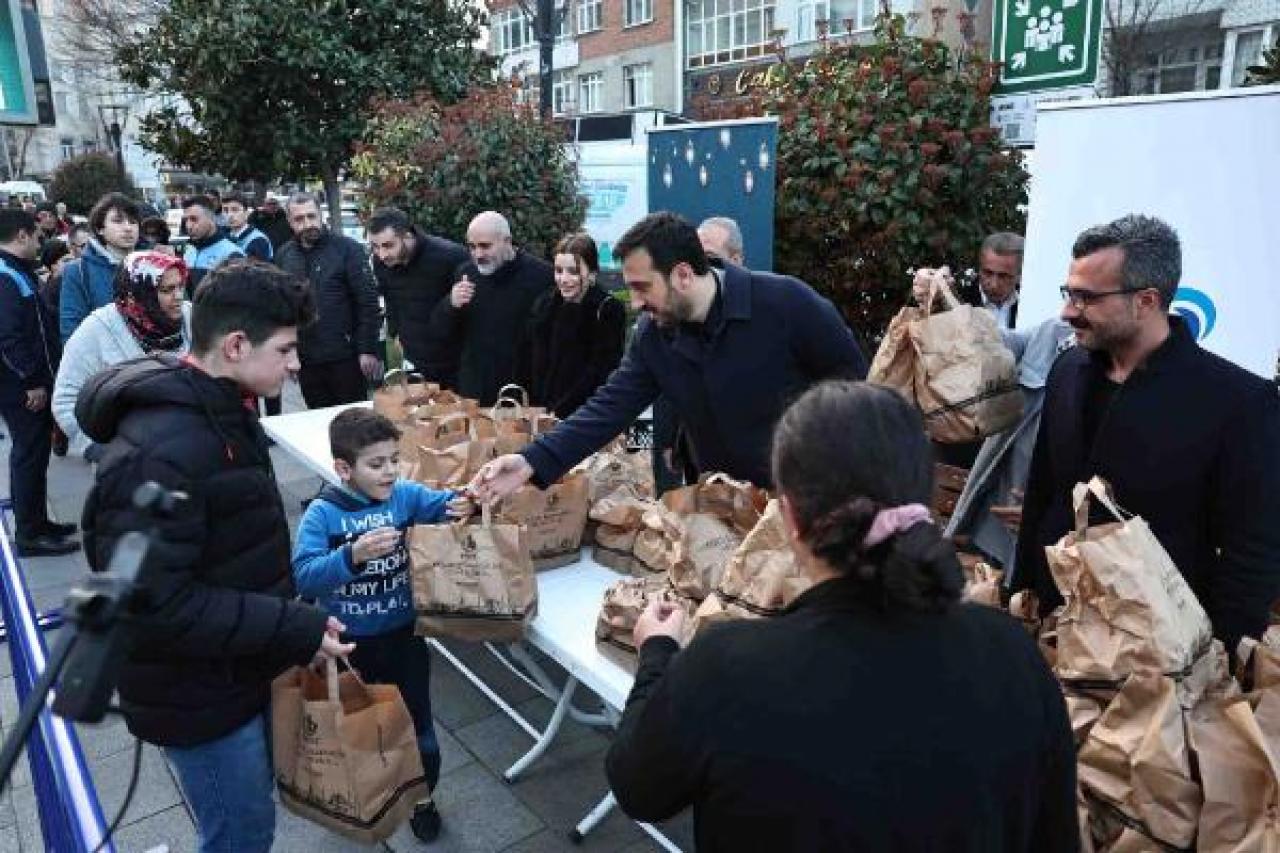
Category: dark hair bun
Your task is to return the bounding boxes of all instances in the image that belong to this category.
[807,500,962,613]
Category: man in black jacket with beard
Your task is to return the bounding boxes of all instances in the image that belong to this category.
[368,207,469,385]
[1014,215,1280,653]
[429,210,553,404]
[276,192,382,408]
[78,259,353,852]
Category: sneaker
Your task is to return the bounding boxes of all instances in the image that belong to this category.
[40,520,78,538]
[16,533,80,557]
[409,801,442,843]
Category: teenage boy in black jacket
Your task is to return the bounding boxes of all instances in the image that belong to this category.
[79,259,354,852]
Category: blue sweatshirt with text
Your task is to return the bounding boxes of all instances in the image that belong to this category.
[293,480,454,637]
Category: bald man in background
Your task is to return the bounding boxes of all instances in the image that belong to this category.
[428,211,554,404]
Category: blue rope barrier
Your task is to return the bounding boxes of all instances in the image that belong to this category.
[0,499,114,851]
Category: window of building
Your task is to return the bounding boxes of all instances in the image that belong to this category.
[687,0,777,68]
[623,63,653,107]
[578,0,602,33]
[578,71,603,113]
[553,70,574,114]
[492,7,535,56]
[625,0,653,26]
[556,3,572,40]
[59,137,74,161]
[1231,29,1266,86]
[1132,37,1227,94]
[794,0,830,42]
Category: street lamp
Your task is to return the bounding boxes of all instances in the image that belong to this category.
[96,102,130,178]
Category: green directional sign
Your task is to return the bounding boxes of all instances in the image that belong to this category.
[992,0,1102,95]
[0,0,36,124]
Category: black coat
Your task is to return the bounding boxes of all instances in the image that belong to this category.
[250,207,294,254]
[372,229,469,384]
[522,263,868,488]
[78,356,329,747]
[277,231,381,366]
[607,579,1078,852]
[429,249,553,405]
[1014,317,1280,651]
[0,250,58,405]
[518,284,626,418]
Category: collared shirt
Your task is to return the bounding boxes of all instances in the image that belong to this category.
[983,290,1019,329]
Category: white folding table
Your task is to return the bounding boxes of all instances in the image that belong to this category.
[263,404,678,849]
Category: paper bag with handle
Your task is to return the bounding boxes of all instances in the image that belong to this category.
[595,575,697,670]
[271,658,428,844]
[687,499,814,637]
[408,504,537,642]
[493,472,591,570]
[1045,477,1213,682]
[372,369,438,423]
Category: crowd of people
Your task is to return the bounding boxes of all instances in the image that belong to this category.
[0,188,1277,853]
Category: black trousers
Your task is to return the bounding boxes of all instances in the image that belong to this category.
[298,359,367,409]
[0,398,52,538]
[346,624,441,790]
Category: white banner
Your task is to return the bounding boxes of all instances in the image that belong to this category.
[1019,86,1280,379]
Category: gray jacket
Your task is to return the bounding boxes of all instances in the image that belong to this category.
[53,303,193,457]
[945,319,1075,574]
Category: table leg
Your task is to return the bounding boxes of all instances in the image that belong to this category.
[504,674,578,783]
[569,791,616,843]
[502,642,612,729]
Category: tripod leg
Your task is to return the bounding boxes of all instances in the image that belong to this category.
[0,629,78,791]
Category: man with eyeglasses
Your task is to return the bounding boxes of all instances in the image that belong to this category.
[1013,214,1280,653]
[67,224,90,258]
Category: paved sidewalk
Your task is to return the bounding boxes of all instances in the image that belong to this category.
[0,381,692,852]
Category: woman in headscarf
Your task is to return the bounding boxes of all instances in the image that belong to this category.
[54,250,192,459]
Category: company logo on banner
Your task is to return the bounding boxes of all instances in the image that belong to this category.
[1171,287,1217,342]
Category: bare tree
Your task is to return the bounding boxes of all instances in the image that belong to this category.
[46,0,166,90]
[1102,0,1210,95]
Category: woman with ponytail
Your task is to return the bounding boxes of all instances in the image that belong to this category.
[605,380,1077,852]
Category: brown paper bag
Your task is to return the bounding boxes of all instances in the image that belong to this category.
[589,489,656,574]
[372,370,438,423]
[1190,688,1280,852]
[595,576,697,669]
[1077,670,1202,849]
[687,499,813,636]
[868,269,1021,443]
[272,660,428,844]
[867,305,917,398]
[407,508,537,641]
[576,444,655,504]
[637,474,766,600]
[493,473,590,570]
[1046,477,1213,681]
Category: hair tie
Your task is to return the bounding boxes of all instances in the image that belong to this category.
[863,504,932,548]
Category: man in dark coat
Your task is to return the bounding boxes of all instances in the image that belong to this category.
[472,212,868,497]
[1014,214,1280,652]
[249,195,294,254]
[368,207,469,385]
[428,210,553,404]
[276,192,382,408]
[0,208,77,555]
[78,260,351,851]
[957,232,1023,330]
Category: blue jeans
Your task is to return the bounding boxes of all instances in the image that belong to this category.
[165,713,275,853]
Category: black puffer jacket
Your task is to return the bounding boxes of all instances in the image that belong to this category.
[276,231,380,366]
[519,284,626,418]
[78,356,329,747]
[373,229,469,383]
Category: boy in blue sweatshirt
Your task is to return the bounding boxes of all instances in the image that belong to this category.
[293,407,473,843]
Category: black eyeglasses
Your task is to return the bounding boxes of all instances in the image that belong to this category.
[1059,285,1150,308]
